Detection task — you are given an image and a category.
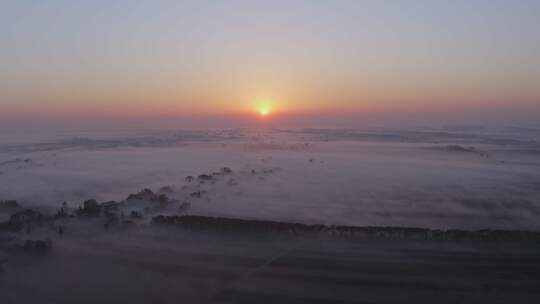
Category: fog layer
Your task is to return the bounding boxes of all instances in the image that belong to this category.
[1,127,539,230]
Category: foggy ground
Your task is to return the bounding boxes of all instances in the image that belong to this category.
[1,126,540,303]
[2,221,540,304]
[1,127,539,230]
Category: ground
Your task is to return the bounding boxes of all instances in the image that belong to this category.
[1,127,540,303]
[2,223,540,304]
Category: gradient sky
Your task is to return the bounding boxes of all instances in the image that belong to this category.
[1,0,539,127]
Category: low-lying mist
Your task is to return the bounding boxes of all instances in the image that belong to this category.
[1,126,539,230]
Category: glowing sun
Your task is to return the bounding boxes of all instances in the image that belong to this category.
[259,107,269,116]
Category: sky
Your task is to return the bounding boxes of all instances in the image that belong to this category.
[1,0,539,128]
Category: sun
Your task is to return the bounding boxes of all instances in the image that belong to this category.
[255,98,273,117]
[259,107,269,116]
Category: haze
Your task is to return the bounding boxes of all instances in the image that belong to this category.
[3,2,540,303]
[1,0,539,129]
